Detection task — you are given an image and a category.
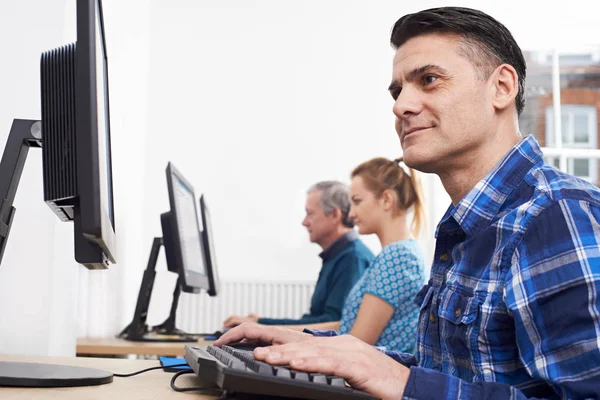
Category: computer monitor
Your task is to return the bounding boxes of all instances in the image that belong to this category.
[41,0,116,269]
[119,165,219,342]
[0,0,116,387]
[199,195,219,297]
[164,162,210,293]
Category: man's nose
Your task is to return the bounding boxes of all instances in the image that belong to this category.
[392,85,422,120]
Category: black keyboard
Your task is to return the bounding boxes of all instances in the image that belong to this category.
[184,344,380,399]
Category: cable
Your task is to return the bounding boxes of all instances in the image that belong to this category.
[112,363,219,392]
[170,369,219,392]
[112,364,189,377]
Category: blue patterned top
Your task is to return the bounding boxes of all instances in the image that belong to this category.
[338,239,424,352]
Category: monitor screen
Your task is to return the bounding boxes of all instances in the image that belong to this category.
[172,175,206,276]
[94,2,114,230]
[165,162,209,292]
[80,0,116,263]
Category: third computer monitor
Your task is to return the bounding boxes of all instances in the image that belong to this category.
[199,194,219,297]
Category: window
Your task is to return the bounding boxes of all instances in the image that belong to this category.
[545,105,598,182]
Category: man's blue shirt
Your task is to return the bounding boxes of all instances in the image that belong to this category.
[311,136,600,399]
[259,231,374,325]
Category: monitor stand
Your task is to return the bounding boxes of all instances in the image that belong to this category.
[146,275,196,342]
[150,275,191,337]
[119,237,196,343]
[0,119,112,387]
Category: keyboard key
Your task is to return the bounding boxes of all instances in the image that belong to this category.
[274,367,291,378]
[327,376,346,387]
[221,346,274,375]
[310,373,328,384]
[206,346,246,370]
[291,371,310,381]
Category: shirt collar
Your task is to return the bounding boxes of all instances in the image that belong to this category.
[436,135,545,238]
[319,230,358,261]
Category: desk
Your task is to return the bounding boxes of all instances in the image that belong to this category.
[0,354,221,399]
[76,337,213,357]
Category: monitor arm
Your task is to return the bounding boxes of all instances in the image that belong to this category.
[151,275,184,335]
[119,236,190,340]
[0,119,42,266]
[118,237,163,340]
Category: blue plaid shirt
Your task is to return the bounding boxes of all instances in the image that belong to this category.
[310,136,600,399]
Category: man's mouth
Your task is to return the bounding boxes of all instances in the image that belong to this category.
[404,126,430,136]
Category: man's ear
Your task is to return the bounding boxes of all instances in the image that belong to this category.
[491,64,519,112]
[330,208,343,223]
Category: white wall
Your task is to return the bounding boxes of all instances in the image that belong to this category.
[139,0,600,321]
[1,0,600,356]
[86,0,152,339]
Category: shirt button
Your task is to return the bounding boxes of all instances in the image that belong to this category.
[439,253,449,262]
[455,308,462,318]
[429,313,436,322]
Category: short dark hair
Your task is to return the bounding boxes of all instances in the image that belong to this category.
[390,7,526,115]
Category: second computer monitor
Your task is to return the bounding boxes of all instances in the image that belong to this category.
[164,162,209,293]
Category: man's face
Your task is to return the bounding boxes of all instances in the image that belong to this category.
[301,191,337,245]
[390,33,494,173]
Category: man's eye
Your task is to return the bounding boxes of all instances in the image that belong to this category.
[424,75,437,85]
[390,89,401,100]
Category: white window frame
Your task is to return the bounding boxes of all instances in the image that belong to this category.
[539,49,600,185]
[545,105,598,182]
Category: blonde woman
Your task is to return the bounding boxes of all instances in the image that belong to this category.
[284,157,426,352]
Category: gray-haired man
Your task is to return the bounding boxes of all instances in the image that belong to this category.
[223,181,374,327]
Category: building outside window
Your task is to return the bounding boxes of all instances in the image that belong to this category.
[520,47,600,185]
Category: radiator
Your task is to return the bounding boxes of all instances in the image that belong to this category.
[176,279,315,333]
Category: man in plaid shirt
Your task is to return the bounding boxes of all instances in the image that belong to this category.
[215,7,600,399]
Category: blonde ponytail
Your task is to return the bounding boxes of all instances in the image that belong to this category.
[406,166,425,237]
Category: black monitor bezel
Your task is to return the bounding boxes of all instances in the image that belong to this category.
[165,162,209,293]
[75,0,116,263]
[199,195,219,297]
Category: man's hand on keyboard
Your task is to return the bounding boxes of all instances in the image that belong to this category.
[223,313,261,328]
[254,334,410,400]
[214,323,313,347]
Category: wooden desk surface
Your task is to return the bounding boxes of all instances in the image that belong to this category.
[0,354,221,399]
[77,337,213,357]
